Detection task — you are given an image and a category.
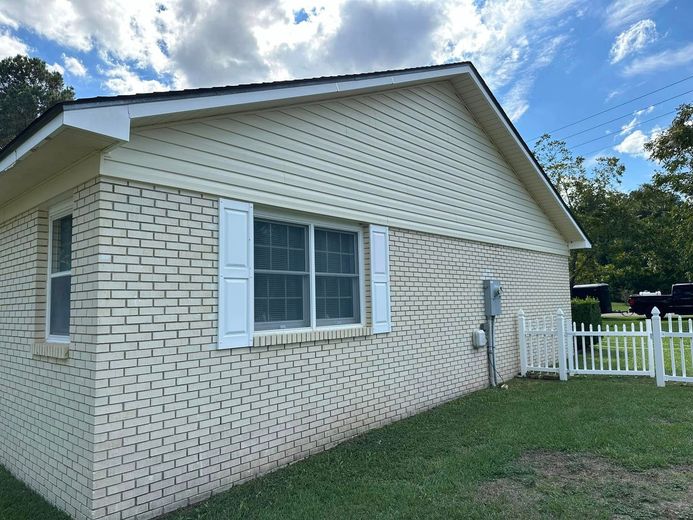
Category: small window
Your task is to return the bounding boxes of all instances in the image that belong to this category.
[47,208,73,341]
[253,216,362,332]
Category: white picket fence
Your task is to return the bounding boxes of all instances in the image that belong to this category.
[518,307,693,386]
[662,313,693,383]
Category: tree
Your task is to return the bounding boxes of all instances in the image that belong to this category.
[623,184,692,292]
[533,135,626,287]
[533,134,587,205]
[534,134,692,297]
[0,55,75,148]
[645,103,693,198]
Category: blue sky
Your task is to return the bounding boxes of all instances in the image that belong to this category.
[0,0,691,190]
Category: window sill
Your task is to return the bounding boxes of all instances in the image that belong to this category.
[32,342,70,360]
[253,325,373,347]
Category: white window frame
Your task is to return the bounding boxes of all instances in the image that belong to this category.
[46,200,73,343]
[253,209,366,335]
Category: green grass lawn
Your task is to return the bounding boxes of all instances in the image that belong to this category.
[4,378,693,519]
[610,301,630,313]
[0,466,70,520]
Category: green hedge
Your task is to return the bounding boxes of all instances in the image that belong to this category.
[571,297,602,330]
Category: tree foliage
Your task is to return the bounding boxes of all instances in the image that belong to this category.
[533,131,693,300]
[0,55,75,149]
[645,103,693,198]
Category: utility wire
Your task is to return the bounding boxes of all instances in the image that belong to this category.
[530,73,693,140]
[556,88,693,141]
[569,109,677,150]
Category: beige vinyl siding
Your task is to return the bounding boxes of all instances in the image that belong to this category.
[102,80,570,255]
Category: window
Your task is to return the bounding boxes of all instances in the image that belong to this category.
[253,217,362,331]
[47,205,73,341]
[217,199,391,348]
[315,228,359,326]
[254,220,310,330]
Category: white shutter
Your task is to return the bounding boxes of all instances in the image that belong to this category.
[370,225,391,334]
[218,199,254,348]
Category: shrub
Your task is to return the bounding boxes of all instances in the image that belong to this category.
[571,297,602,330]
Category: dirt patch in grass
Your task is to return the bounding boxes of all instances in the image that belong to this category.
[478,451,693,519]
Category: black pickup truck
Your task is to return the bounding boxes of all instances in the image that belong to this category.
[627,283,693,317]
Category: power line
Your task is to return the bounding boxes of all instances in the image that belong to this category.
[568,109,677,151]
[570,109,676,150]
[531,73,693,140]
[556,88,693,141]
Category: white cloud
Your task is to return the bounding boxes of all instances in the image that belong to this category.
[614,130,649,158]
[614,126,660,158]
[605,89,621,102]
[0,29,28,58]
[0,9,17,28]
[62,54,87,77]
[503,76,532,121]
[101,64,168,95]
[499,34,569,121]
[619,105,654,135]
[0,0,582,114]
[609,19,657,64]
[624,42,693,75]
[604,0,667,30]
[431,1,582,121]
[0,0,176,79]
[46,62,64,75]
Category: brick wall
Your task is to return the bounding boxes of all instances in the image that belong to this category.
[1,176,571,519]
[0,179,102,520]
[85,177,570,520]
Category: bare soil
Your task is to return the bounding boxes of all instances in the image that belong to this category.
[478,451,693,519]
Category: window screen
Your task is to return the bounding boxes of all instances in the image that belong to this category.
[49,214,72,337]
[315,228,360,325]
[254,219,310,330]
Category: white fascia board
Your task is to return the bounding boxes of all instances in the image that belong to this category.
[128,82,338,119]
[569,240,592,250]
[0,113,64,173]
[127,64,475,119]
[464,72,591,248]
[63,105,131,141]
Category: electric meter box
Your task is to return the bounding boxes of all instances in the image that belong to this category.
[483,279,503,317]
[472,329,487,349]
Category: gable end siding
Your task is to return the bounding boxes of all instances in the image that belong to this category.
[101,81,569,255]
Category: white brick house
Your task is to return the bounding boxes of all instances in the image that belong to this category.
[0,63,589,520]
